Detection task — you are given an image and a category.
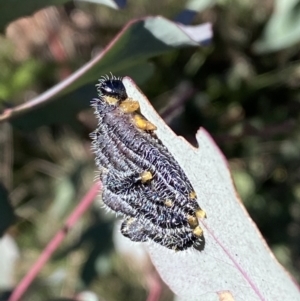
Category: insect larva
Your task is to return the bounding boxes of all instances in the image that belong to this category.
[91,75,206,251]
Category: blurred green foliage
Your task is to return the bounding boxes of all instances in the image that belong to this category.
[1,0,300,300]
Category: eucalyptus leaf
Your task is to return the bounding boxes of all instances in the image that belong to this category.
[254,0,300,53]
[122,76,300,301]
[0,17,212,130]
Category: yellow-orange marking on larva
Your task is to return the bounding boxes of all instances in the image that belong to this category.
[126,217,135,226]
[133,114,157,131]
[140,171,153,183]
[189,191,197,199]
[193,226,203,237]
[103,95,119,105]
[218,291,235,301]
[164,199,173,207]
[119,98,140,113]
[187,215,199,228]
[196,209,207,219]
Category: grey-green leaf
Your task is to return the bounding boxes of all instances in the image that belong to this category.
[122,76,300,301]
[2,17,211,130]
[253,0,300,53]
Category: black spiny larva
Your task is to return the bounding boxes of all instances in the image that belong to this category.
[90,74,206,251]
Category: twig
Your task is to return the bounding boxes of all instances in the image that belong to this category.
[145,272,162,301]
[8,181,101,301]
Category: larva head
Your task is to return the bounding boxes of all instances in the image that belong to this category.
[97,76,127,106]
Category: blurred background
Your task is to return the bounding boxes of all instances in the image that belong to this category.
[1,0,300,300]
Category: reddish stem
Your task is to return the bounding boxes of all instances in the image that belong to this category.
[145,272,162,301]
[8,181,101,301]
